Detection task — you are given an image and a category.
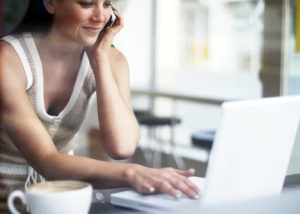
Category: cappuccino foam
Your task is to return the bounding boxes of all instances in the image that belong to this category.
[28,181,88,193]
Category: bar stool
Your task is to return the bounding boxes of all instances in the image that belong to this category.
[133,110,185,169]
[191,130,215,151]
[133,109,152,122]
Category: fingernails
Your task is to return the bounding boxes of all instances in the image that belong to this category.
[192,193,200,199]
[175,191,182,199]
[188,168,195,173]
[148,187,155,193]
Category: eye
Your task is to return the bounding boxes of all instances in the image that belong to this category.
[104,1,113,8]
[78,1,94,8]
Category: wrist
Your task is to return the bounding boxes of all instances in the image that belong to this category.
[88,54,111,78]
[89,53,109,66]
[94,51,109,61]
[124,163,142,186]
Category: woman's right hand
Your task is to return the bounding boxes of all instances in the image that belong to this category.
[125,165,200,199]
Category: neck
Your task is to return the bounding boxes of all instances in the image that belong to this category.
[34,30,84,62]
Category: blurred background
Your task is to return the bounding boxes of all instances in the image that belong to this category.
[2,0,300,176]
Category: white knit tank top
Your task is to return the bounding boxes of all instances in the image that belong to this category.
[0,33,96,212]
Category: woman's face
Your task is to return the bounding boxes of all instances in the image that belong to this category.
[51,0,113,46]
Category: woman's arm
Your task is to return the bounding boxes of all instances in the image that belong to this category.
[86,7,140,160]
[0,42,199,199]
[92,48,139,160]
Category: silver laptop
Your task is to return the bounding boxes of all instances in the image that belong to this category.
[110,96,300,212]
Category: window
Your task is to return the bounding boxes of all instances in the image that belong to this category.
[286,0,300,95]
[120,0,267,148]
[155,0,264,99]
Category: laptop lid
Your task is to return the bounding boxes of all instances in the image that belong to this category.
[201,96,300,205]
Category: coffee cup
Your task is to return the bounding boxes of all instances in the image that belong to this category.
[8,180,92,214]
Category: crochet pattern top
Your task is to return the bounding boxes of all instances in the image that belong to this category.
[0,33,96,212]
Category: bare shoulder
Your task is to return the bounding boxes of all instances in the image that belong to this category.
[0,40,27,95]
[0,40,20,59]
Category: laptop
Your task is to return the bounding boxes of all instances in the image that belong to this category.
[110,96,300,212]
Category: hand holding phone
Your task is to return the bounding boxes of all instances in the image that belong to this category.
[106,10,117,29]
[98,9,117,41]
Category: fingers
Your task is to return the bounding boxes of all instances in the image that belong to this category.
[156,180,182,199]
[170,173,200,199]
[139,183,155,195]
[130,167,200,200]
[96,5,123,47]
[111,5,120,16]
[164,168,199,194]
[174,168,195,176]
[110,5,124,31]
[151,170,199,199]
[130,169,156,195]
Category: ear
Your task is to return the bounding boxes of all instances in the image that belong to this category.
[43,0,55,14]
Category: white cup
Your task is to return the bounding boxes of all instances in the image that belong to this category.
[8,180,92,214]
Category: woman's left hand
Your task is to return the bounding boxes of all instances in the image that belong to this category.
[86,5,124,58]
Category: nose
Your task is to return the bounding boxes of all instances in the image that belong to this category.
[91,6,106,22]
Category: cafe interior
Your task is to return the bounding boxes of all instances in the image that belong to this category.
[2,0,300,213]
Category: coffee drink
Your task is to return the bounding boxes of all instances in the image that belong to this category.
[28,181,88,192]
[8,180,92,214]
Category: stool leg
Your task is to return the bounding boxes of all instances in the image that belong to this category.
[140,126,154,167]
[147,127,157,167]
[170,125,186,170]
[153,128,162,168]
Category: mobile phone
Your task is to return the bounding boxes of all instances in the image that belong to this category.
[106,10,116,29]
[98,10,116,40]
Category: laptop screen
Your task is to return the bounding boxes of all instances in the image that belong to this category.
[202,96,300,205]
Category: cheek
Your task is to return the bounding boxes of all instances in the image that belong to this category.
[71,9,91,25]
[56,9,90,30]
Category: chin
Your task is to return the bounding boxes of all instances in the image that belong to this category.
[80,37,98,47]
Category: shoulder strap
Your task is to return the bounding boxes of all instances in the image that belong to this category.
[1,35,33,90]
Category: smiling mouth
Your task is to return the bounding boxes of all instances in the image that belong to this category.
[83,27,101,34]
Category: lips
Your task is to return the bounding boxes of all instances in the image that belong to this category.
[83,27,101,34]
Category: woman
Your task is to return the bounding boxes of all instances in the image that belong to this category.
[0,0,199,212]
